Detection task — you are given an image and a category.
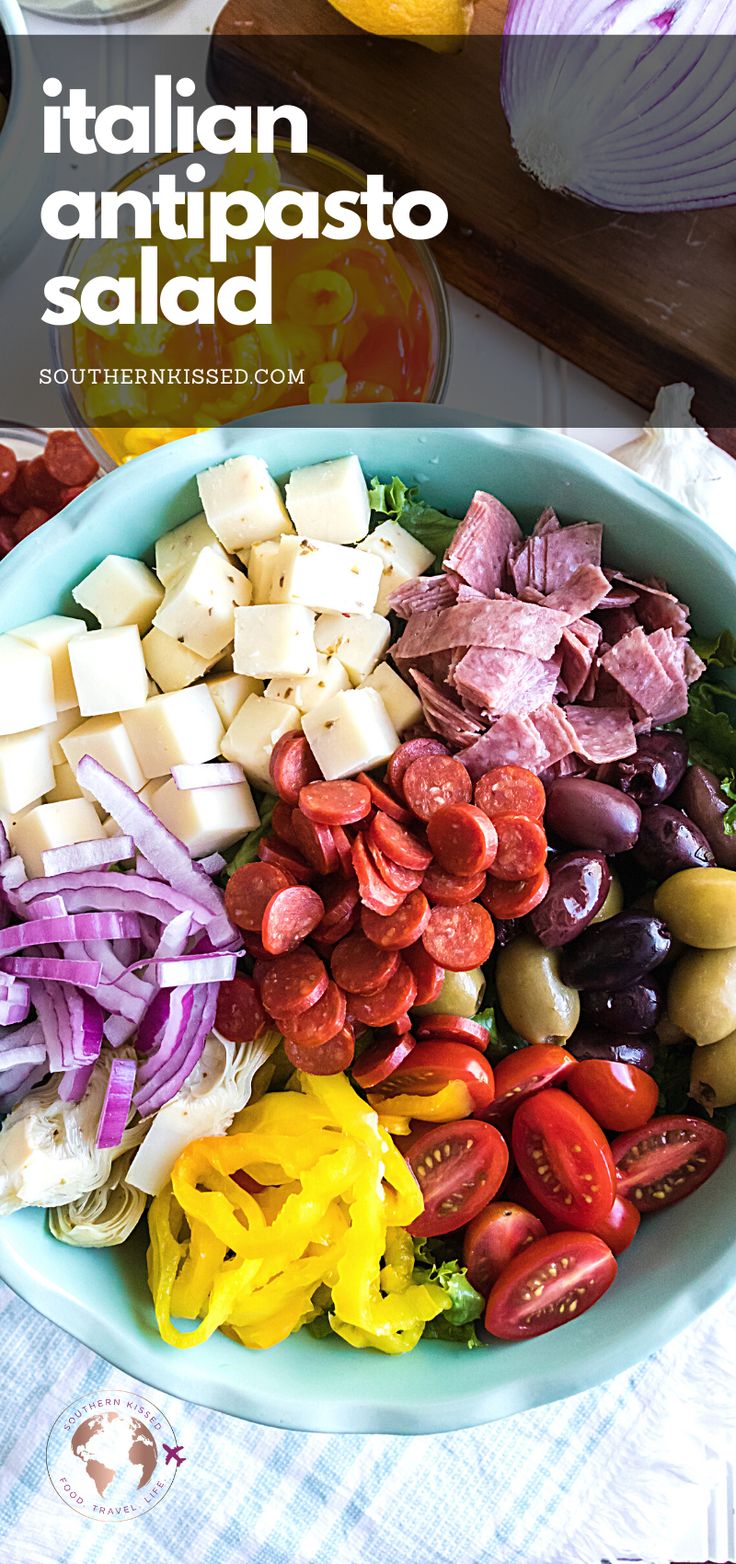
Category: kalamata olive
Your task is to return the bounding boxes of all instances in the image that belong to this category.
[495,935,580,1044]
[690,1030,736,1110]
[545,779,641,855]
[590,873,623,924]
[633,805,715,879]
[493,919,519,949]
[668,946,736,1045]
[559,911,672,992]
[529,851,610,948]
[567,1027,656,1071]
[654,866,736,948]
[581,978,662,1034]
[615,731,688,807]
[675,764,736,870]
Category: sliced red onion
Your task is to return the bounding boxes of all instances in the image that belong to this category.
[0,976,29,1002]
[41,836,134,876]
[136,988,195,1077]
[19,872,212,929]
[96,1056,137,1148]
[0,1058,48,1111]
[0,821,9,866]
[135,983,216,1116]
[0,910,140,955]
[172,762,246,790]
[31,982,103,1068]
[0,1020,46,1071]
[3,956,102,985]
[150,952,238,988]
[58,1062,96,1103]
[136,856,161,879]
[104,1015,139,1046]
[154,911,194,961]
[0,997,31,1027]
[0,855,25,889]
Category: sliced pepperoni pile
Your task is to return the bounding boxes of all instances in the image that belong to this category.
[0,431,98,555]
[219,747,550,1077]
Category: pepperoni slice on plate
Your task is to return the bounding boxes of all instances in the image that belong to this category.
[349,961,417,1026]
[25,456,63,509]
[284,1023,355,1075]
[241,930,269,960]
[487,815,548,882]
[43,429,99,487]
[367,840,424,896]
[299,780,372,826]
[331,822,354,878]
[388,738,448,799]
[215,975,267,1043]
[351,833,407,915]
[281,980,347,1045]
[378,1013,413,1036]
[261,949,329,1019]
[331,931,399,994]
[225,862,290,932]
[422,902,495,971]
[427,803,498,877]
[369,811,432,871]
[357,772,412,823]
[0,444,17,498]
[352,1032,416,1089]
[475,765,546,823]
[291,810,339,875]
[258,837,314,884]
[403,940,445,1004]
[414,1013,490,1050]
[272,801,300,846]
[402,755,473,822]
[317,876,360,935]
[261,885,325,955]
[422,861,487,907]
[15,508,49,540]
[361,889,431,950]
[270,732,321,804]
[481,867,550,919]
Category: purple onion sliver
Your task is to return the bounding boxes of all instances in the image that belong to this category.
[154,911,194,962]
[136,987,196,1083]
[135,984,216,1115]
[0,821,9,866]
[96,1056,137,1149]
[152,953,237,987]
[0,910,141,955]
[41,835,135,876]
[58,1062,96,1103]
[19,872,210,929]
[104,1014,139,1046]
[1,956,102,985]
[198,853,226,877]
[172,762,246,790]
[135,988,175,1058]
[0,998,31,1027]
[0,1059,48,1112]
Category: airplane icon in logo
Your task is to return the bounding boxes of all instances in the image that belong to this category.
[162,1443,186,1468]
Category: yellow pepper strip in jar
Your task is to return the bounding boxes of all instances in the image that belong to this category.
[286,269,355,327]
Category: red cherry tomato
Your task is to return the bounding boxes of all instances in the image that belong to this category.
[368,1040,495,1117]
[480,867,550,920]
[567,1060,659,1131]
[512,1088,617,1228]
[509,1178,640,1257]
[462,1201,547,1295]
[483,1044,575,1121]
[612,1115,727,1212]
[405,1120,509,1237]
[484,1231,617,1340]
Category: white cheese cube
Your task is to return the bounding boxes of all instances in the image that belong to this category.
[197,455,292,551]
[69,627,149,717]
[0,636,56,736]
[302,688,399,780]
[222,694,300,791]
[60,715,146,793]
[46,761,85,804]
[72,556,164,632]
[266,654,350,715]
[357,521,435,615]
[0,730,54,813]
[153,547,251,660]
[142,627,212,693]
[233,605,316,680]
[138,777,168,816]
[154,776,259,859]
[43,707,82,765]
[155,513,226,588]
[313,611,391,685]
[205,672,261,727]
[121,687,224,781]
[10,615,86,712]
[278,537,382,616]
[13,800,104,879]
[247,539,281,604]
[361,663,422,734]
[285,455,370,545]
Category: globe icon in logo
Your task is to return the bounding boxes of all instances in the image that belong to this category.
[46,1393,179,1521]
[70,1412,158,1501]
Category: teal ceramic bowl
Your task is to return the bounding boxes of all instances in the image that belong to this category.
[0,415,733,1434]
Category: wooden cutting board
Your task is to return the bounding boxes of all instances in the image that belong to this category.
[209,0,736,429]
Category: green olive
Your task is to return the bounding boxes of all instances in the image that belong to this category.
[689,1029,736,1110]
[414,966,485,1018]
[668,946,736,1046]
[654,867,736,948]
[591,873,624,924]
[496,935,580,1044]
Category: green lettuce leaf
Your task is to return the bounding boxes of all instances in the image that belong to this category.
[691,629,736,670]
[412,1239,484,1347]
[226,794,276,876]
[367,475,461,559]
[472,1003,528,1063]
[367,474,410,518]
[678,681,736,776]
[720,772,736,836]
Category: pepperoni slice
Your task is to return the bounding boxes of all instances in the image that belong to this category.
[43,429,99,487]
[299,780,371,826]
[312,915,358,956]
[361,890,431,951]
[475,765,546,823]
[15,508,49,540]
[422,903,495,971]
[270,732,321,804]
[261,885,325,955]
[378,1013,413,1036]
[422,861,487,906]
[291,809,339,875]
[284,1023,355,1075]
[403,940,445,1004]
[215,976,267,1043]
[261,949,329,1019]
[258,837,314,884]
[331,822,354,878]
[271,801,300,846]
[427,803,498,877]
[414,1014,490,1050]
[369,811,432,871]
[487,815,548,882]
[1,460,30,516]
[0,444,17,498]
[402,755,472,821]
[25,455,63,510]
[352,1032,416,1089]
[331,932,399,994]
[241,930,269,960]
[317,876,360,935]
[225,862,290,932]
[388,738,448,799]
[280,980,347,1045]
[357,772,412,823]
[481,867,550,919]
[351,833,407,915]
[367,840,424,896]
[349,962,417,1027]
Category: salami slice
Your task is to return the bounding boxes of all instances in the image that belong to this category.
[402,755,472,821]
[422,903,495,971]
[215,976,267,1043]
[0,444,17,498]
[225,862,290,932]
[357,771,412,823]
[351,833,407,915]
[349,962,418,1027]
[361,890,430,951]
[261,949,329,1019]
[475,764,547,822]
[280,980,347,1045]
[427,803,498,877]
[43,430,99,487]
[258,837,314,884]
[414,1014,490,1050]
[422,861,487,907]
[299,780,371,826]
[367,840,424,896]
[284,1024,355,1075]
[270,732,321,804]
[352,1032,416,1089]
[291,809,339,875]
[487,815,548,882]
[261,885,325,955]
[388,738,448,799]
[403,940,444,1005]
[369,811,432,871]
[331,932,399,994]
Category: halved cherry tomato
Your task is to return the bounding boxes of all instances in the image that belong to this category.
[567,1060,659,1132]
[484,1231,617,1340]
[482,1044,575,1121]
[480,867,550,920]
[462,1201,546,1295]
[367,1040,495,1120]
[405,1119,509,1236]
[512,1088,616,1228]
[351,1032,415,1090]
[612,1115,727,1212]
[509,1178,640,1257]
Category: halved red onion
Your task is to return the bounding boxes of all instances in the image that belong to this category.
[96,1056,137,1148]
[172,762,246,790]
[41,836,134,876]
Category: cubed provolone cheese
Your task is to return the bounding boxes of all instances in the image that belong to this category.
[247,539,281,604]
[360,662,423,734]
[277,537,382,616]
[138,778,168,816]
[45,761,85,804]
[0,636,56,736]
[61,715,146,793]
[205,672,261,727]
[121,687,224,781]
[154,776,259,859]
[43,707,82,765]
[302,688,399,780]
[221,694,300,791]
[198,455,292,551]
[154,548,251,661]
[0,729,54,814]
[266,654,350,715]
[142,627,212,693]
[285,455,370,545]
[69,627,149,717]
[357,521,435,615]
[10,616,86,713]
[72,556,164,632]
[313,611,390,685]
[233,605,316,680]
[155,513,226,588]
[13,800,105,879]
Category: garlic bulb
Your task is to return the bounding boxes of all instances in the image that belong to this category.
[611,384,736,540]
[49,1150,147,1248]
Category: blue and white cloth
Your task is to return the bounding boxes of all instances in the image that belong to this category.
[0,1277,734,1564]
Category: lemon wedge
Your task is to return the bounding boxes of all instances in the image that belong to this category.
[325,0,474,50]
